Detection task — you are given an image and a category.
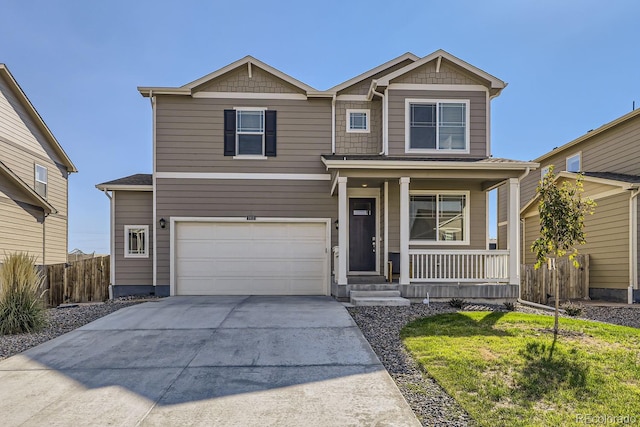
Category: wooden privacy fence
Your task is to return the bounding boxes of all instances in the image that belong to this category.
[45,256,110,306]
[520,254,589,304]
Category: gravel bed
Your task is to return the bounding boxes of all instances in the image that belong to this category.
[347,302,640,426]
[0,299,148,361]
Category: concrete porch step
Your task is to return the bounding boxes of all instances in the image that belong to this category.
[350,290,401,298]
[350,296,411,307]
[349,284,399,292]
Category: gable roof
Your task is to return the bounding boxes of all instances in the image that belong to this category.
[0,160,56,214]
[375,49,507,93]
[139,56,316,97]
[520,171,639,215]
[0,64,77,173]
[96,173,153,191]
[326,52,419,93]
[535,108,640,163]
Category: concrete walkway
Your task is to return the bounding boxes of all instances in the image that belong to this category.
[0,296,420,426]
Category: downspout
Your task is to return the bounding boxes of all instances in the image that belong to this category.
[629,188,639,304]
[101,189,114,299]
[368,80,386,155]
[331,94,336,154]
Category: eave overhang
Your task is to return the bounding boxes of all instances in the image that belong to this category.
[321,157,538,171]
[0,160,56,214]
[95,184,153,192]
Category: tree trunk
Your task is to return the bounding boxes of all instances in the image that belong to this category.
[553,263,560,336]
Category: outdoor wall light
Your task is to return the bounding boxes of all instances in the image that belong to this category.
[334,219,339,230]
[159,218,166,229]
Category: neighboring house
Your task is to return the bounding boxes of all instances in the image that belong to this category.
[0,64,76,265]
[97,50,536,300]
[500,108,640,302]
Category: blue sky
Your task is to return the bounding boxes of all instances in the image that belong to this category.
[1,0,639,253]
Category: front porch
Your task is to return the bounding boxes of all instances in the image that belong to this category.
[324,155,531,302]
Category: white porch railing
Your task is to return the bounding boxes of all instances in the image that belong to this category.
[409,250,509,282]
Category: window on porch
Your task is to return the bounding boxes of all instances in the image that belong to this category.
[409,192,468,243]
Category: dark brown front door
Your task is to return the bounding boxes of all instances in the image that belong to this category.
[349,198,376,271]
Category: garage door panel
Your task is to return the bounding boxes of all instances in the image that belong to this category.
[174,221,329,296]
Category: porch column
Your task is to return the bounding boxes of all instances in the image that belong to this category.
[507,177,520,285]
[399,177,410,285]
[338,177,348,285]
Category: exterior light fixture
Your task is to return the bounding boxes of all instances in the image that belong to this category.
[159,218,166,229]
[334,219,339,230]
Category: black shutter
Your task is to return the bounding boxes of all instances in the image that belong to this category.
[265,110,277,157]
[223,109,236,156]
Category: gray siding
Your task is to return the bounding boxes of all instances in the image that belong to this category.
[387,179,487,252]
[197,65,303,94]
[155,97,331,174]
[155,178,338,285]
[0,189,44,264]
[391,60,487,86]
[0,74,68,264]
[335,100,381,155]
[387,89,487,157]
[114,191,153,286]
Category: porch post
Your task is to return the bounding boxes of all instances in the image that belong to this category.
[338,177,348,285]
[507,177,520,285]
[399,177,410,285]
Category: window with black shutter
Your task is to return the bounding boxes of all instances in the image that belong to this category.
[223,108,276,158]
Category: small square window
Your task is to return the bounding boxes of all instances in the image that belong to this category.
[540,165,550,179]
[124,225,149,258]
[566,153,581,173]
[34,164,47,199]
[346,109,369,133]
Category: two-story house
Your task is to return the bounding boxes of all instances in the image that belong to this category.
[0,64,76,265]
[97,50,536,301]
[512,109,640,303]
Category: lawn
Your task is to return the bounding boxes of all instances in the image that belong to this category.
[401,312,640,427]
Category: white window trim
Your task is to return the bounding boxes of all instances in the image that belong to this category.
[346,109,370,133]
[566,152,581,173]
[408,190,470,246]
[234,107,267,157]
[540,165,550,179]
[124,225,149,258]
[34,163,47,199]
[404,98,471,154]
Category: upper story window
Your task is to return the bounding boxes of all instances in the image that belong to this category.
[406,99,469,153]
[34,164,47,199]
[566,153,581,172]
[237,109,265,155]
[346,109,370,133]
[224,108,277,158]
[124,225,149,258]
[409,191,469,244]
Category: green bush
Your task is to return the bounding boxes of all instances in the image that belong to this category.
[562,302,584,317]
[0,252,47,334]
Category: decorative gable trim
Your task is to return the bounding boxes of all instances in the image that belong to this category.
[327,52,419,93]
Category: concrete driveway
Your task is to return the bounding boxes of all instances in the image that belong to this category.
[0,296,420,426]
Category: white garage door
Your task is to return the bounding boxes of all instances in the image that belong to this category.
[174,221,329,295]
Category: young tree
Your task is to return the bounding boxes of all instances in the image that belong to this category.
[531,166,596,336]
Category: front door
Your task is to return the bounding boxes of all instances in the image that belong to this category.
[349,198,376,271]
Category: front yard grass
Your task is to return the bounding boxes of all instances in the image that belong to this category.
[401,312,640,427]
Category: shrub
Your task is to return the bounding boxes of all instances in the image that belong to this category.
[0,253,47,334]
[562,302,584,317]
[448,298,466,309]
[503,301,516,311]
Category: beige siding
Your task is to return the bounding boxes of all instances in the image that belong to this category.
[392,60,486,86]
[155,97,331,173]
[637,197,640,286]
[523,192,630,290]
[0,74,68,263]
[197,65,303,94]
[0,195,44,264]
[387,180,487,252]
[387,89,487,157]
[497,224,507,250]
[114,191,153,286]
[155,179,338,285]
[522,217,539,265]
[335,100,381,154]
